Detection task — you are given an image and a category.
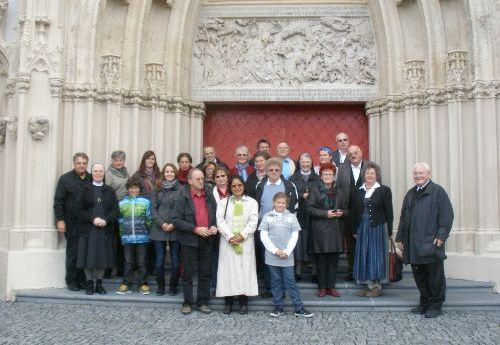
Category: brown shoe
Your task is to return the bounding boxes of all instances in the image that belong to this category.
[365,288,382,297]
[326,288,341,297]
[198,304,212,314]
[317,289,327,297]
[355,287,371,297]
[180,303,192,315]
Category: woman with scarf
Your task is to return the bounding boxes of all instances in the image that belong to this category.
[176,152,193,185]
[77,163,119,295]
[216,175,259,314]
[229,145,254,183]
[131,151,162,200]
[151,163,182,296]
[202,161,217,188]
[307,163,348,298]
[105,150,129,277]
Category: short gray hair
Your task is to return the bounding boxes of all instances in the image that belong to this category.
[265,157,282,171]
[111,150,126,160]
[414,162,431,173]
[187,167,203,180]
[299,152,313,162]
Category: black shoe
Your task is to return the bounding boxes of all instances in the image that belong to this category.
[411,306,427,314]
[95,280,107,294]
[269,307,284,317]
[344,273,355,282]
[67,283,80,291]
[156,278,165,296]
[425,309,443,318]
[239,305,248,315]
[260,291,273,298]
[295,274,302,282]
[77,281,88,290]
[86,280,94,295]
[168,288,177,296]
[223,304,232,315]
[311,275,318,284]
[295,308,314,318]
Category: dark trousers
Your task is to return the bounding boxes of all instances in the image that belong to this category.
[411,261,446,310]
[153,240,181,285]
[182,239,213,305]
[114,223,124,276]
[123,243,148,286]
[255,231,271,292]
[345,234,356,274]
[64,228,85,285]
[315,253,339,289]
[211,246,219,289]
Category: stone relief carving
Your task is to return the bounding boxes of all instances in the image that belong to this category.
[100,55,121,88]
[19,17,32,47]
[49,78,63,97]
[192,16,377,88]
[446,51,468,85]
[15,72,31,91]
[0,118,6,144]
[5,116,17,139]
[144,63,165,94]
[0,0,7,23]
[28,116,49,140]
[405,60,425,90]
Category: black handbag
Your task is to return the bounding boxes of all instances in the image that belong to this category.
[389,239,403,283]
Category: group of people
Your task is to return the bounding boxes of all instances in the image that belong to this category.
[53,133,454,319]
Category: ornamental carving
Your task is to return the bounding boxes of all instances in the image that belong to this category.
[100,55,121,88]
[192,16,377,88]
[49,78,64,97]
[405,60,425,90]
[5,116,17,139]
[0,1,7,23]
[28,116,49,140]
[446,51,468,85]
[16,72,31,91]
[144,63,165,94]
[19,17,32,47]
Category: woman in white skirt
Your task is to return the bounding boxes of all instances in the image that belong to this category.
[216,175,259,315]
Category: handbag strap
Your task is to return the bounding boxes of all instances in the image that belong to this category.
[223,196,230,220]
[389,238,396,254]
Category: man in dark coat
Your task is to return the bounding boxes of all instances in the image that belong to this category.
[336,145,367,281]
[171,168,218,315]
[53,152,91,291]
[396,162,454,318]
[195,146,228,170]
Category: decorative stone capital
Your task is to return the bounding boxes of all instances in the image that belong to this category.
[16,72,31,92]
[405,60,425,91]
[62,83,96,101]
[28,116,49,140]
[144,63,165,94]
[100,55,121,88]
[446,51,468,85]
[49,78,64,97]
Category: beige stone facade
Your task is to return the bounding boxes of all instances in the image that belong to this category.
[0,0,499,300]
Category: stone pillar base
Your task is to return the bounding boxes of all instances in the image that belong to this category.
[446,252,500,293]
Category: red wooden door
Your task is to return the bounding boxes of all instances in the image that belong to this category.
[203,104,368,167]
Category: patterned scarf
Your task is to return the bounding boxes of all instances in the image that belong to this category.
[108,164,128,179]
[231,197,245,254]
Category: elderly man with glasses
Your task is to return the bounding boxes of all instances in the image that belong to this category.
[332,133,350,166]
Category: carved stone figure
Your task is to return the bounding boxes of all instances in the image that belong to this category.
[447,51,468,85]
[192,15,377,88]
[100,55,121,88]
[28,116,49,140]
[144,63,165,94]
[405,60,425,91]
[0,118,6,144]
[5,117,17,139]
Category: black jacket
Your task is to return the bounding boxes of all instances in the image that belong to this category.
[151,182,182,241]
[77,184,119,238]
[289,170,321,229]
[54,170,92,224]
[255,176,298,213]
[396,181,454,264]
[351,185,394,236]
[171,186,218,247]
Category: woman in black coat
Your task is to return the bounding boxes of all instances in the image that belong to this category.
[77,163,119,295]
[351,161,393,298]
[306,163,348,297]
[151,163,182,296]
[289,152,321,280]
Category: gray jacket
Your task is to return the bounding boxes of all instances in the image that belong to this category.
[151,182,182,241]
[396,180,454,264]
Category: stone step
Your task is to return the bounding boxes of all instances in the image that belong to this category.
[15,278,500,312]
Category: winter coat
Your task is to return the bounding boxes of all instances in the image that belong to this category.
[289,170,321,230]
[151,182,182,242]
[396,181,454,264]
[215,195,259,297]
[171,186,218,248]
[77,184,119,238]
[105,168,129,201]
[118,196,152,244]
[306,183,348,254]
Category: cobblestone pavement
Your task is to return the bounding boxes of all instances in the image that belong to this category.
[1,302,499,345]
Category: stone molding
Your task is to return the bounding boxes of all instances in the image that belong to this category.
[0,0,7,23]
[365,80,500,116]
[61,83,205,114]
[192,4,377,101]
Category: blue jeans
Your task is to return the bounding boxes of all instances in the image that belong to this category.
[153,240,180,283]
[268,265,303,311]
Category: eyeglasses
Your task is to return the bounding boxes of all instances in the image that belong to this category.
[337,138,348,143]
[215,175,227,178]
[237,153,248,157]
[268,168,280,172]
[231,183,244,188]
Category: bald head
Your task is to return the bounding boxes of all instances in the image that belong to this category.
[347,145,363,166]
